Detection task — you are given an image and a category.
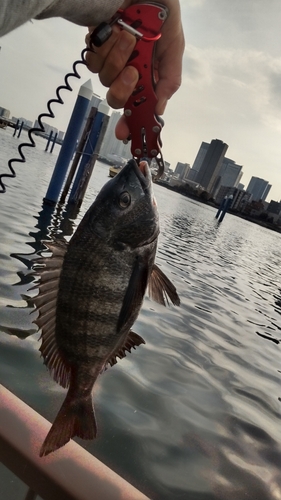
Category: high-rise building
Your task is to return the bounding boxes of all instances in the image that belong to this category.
[186,169,199,181]
[187,141,209,181]
[192,141,209,171]
[263,184,272,202]
[212,157,243,197]
[246,177,271,201]
[99,111,131,160]
[174,162,190,180]
[220,158,243,187]
[195,139,228,192]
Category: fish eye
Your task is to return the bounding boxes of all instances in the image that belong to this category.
[119,191,131,209]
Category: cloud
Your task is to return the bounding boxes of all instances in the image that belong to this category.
[182,44,281,132]
[269,69,281,110]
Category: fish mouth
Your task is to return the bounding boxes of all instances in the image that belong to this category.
[126,159,151,190]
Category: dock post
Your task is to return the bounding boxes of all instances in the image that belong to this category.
[17,121,24,138]
[13,119,19,137]
[218,195,233,222]
[215,197,226,219]
[50,133,57,153]
[68,100,110,207]
[43,79,93,205]
[59,106,97,205]
[45,131,53,152]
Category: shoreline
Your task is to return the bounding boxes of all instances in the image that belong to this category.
[155,180,281,234]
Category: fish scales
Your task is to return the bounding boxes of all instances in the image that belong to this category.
[56,243,143,360]
[32,159,180,456]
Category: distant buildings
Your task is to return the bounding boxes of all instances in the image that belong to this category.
[216,186,251,210]
[182,141,276,209]
[263,184,272,201]
[18,117,33,128]
[33,119,64,139]
[267,200,281,215]
[189,141,209,180]
[174,162,190,180]
[173,139,242,198]
[196,139,228,192]
[183,140,275,211]
[212,158,243,197]
[186,169,199,181]
[266,201,281,223]
[172,139,278,215]
[0,107,10,118]
[246,176,271,201]
[99,111,131,160]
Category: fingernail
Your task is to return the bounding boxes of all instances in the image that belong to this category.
[122,66,138,85]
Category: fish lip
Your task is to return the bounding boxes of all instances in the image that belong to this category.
[129,159,151,189]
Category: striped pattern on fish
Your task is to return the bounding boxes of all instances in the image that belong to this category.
[32,159,180,456]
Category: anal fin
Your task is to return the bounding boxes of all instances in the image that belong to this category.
[103,330,146,371]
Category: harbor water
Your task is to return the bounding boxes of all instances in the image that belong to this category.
[0,127,281,499]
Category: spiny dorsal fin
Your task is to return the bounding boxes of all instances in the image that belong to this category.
[103,331,146,371]
[148,264,180,306]
[31,239,71,388]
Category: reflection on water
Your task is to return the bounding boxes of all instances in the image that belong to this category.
[4,201,80,340]
[0,127,281,499]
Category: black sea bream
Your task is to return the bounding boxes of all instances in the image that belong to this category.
[32,159,180,456]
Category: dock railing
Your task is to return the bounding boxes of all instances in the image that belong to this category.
[0,384,150,500]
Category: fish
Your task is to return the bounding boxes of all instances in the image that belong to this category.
[32,159,180,457]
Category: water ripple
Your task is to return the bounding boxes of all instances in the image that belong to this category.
[1,128,281,499]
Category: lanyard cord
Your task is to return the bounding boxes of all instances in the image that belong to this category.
[0,48,90,194]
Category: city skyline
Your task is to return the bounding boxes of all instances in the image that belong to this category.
[1,1,281,199]
[194,139,228,193]
[1,100,279,203]
[182,138,274,204]
[246,176,271,202]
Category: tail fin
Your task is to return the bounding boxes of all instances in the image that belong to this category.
[40,393,97,457]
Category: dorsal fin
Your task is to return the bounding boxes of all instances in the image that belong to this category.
[103,331,145,371]
[148,264,180,306]
[31,239,71,388]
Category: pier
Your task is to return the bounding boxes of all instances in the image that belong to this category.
[0,117,63,144]
[0,117,16,129]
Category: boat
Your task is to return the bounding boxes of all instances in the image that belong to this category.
[109,165,123,177]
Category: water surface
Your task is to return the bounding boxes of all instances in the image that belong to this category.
[0,127,281,499]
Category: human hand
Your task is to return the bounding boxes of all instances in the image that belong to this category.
[85,0,184,140]
[85,24,139,128]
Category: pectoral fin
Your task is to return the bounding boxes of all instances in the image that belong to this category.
[117,257,148,332]
[148,264,180,306]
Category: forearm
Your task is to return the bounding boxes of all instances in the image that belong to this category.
[35,0,124,28]
[0,0,124,37]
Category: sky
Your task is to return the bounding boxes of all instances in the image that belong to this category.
[1,0,281,200]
